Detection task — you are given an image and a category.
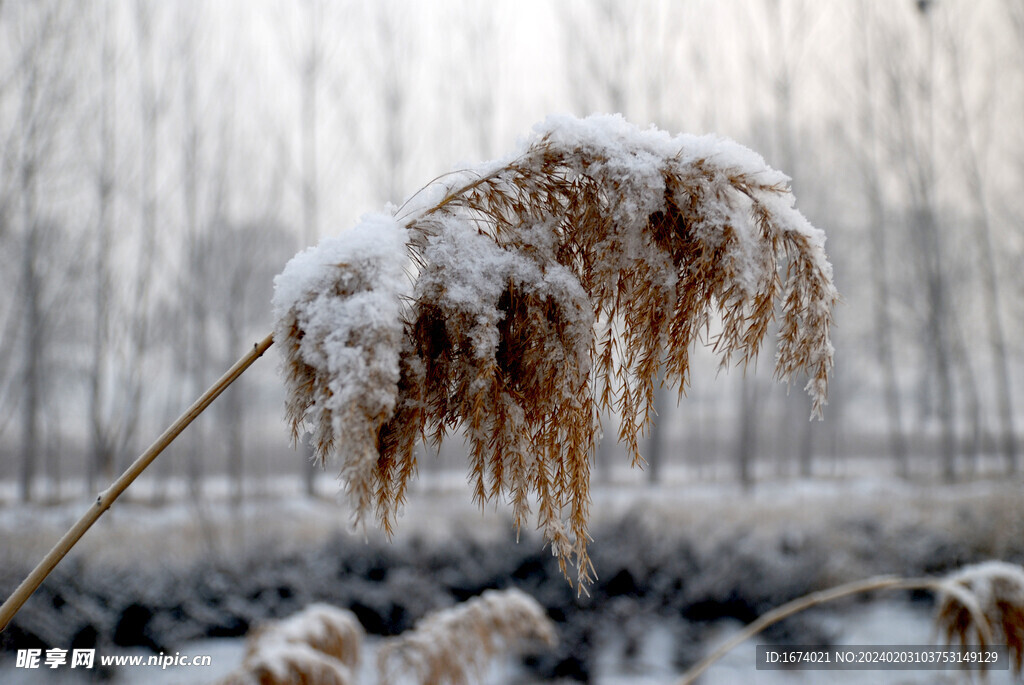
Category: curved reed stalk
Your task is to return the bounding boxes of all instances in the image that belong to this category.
[275,114,837,589]
[676,575,928,685]
[677,561,1024,684]
[0,333,275,631]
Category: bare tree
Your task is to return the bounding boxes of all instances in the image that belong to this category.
[374,0,415,205]
[1009,0,1024,63]
[944,10,1018,474]
[203,216,293,504]
[87,0,118,491]
[19,175,42,503]
[119,0,166,482]
[734,377,758,490]
[458,0,497,161]
[8,2,77,501]
[854,0,909,476]
[874,2,959,480]
[298,0,324,497]
[560,0,633,118]
[178,7,208,501]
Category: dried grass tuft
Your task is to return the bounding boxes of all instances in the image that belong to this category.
[276,114,837,588]
[218,644,355,685]
[935,560,1024,674]
[377,587,557,685]
[218,603,364,685]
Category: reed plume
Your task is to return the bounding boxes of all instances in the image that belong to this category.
[377,588,557,685]
[934,560,1024,673]
[218,603,364,685]
[274,113,837,589]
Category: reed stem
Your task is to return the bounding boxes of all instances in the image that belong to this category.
[675,575,940,685]
[0,332,275,631]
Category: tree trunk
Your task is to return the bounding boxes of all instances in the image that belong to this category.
[301,0,321,497]
[20,194,40,504]
[949,54,1019,474]
[914,207,957,482]
[225,384,244,506]
[225,280,245,506]
[646,385,665,485]
[182,22,204,503]
[89,1,116,491]
[868,198,908,477]
[18,54,41,503]
[734,376,759,490]
[124,0,160,479]
[797,409,814,478]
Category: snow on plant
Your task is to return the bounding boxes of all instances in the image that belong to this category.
[935,560,1024,672]
[377,588,557,685]
[273,113,838,589]
[274,214,410,526]
[218,603,364,685]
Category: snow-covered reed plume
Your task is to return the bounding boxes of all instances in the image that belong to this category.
[934,560,1024,673]
[274,114,837,588]
[218,603,364,685]
[377,588,557,685]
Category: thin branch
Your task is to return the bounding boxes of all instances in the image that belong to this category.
[0,332,274,631]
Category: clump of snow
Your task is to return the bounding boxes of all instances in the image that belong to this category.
[938,560,1024,627]
[273,212,409,526]
[935,560,1024,674]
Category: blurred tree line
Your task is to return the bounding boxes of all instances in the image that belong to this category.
[1,0,1022,503]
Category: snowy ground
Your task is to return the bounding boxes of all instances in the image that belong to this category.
[2,472,1023,684]
[3,602,1015,684]
[4,469,1021,567]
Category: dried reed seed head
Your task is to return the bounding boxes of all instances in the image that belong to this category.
[935,561,1024,673]
[377,588,557,685]
[220,643,356,685]
[273,113,837,590]
[243,603,364,668]
[216,603,365,685]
